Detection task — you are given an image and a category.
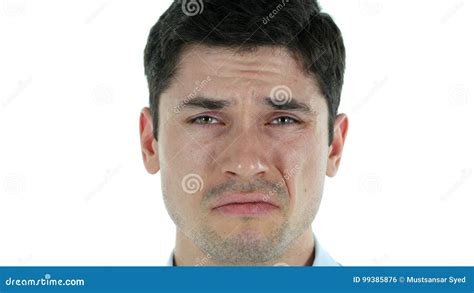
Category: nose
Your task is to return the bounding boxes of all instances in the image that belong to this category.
[219,132,270,180]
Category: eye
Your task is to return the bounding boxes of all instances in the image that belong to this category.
[270,116,300,126]
[190,115,222,125]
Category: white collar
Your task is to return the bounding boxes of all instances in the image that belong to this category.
[166,233,340,266]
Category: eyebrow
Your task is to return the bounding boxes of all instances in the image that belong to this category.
[179,96,231,111]
[177,96,314,114]
[262,97,313,113]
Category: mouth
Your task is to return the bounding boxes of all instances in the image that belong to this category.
[211,192,279,216]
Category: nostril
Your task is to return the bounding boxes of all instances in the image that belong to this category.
[225,170,238,177]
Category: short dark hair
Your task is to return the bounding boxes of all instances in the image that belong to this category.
[144,0,345,145]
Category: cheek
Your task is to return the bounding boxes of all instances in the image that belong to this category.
[159,132,214,223]
[297,146,327,210]
[160,123,216,174]
[268,135,308,212]
[277,134,327,212]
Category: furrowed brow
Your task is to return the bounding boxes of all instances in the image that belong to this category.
[178,96,231,111]
[176,96,314,114]
[263,97,313,114]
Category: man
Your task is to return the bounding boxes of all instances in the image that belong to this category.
[139,0,348,266]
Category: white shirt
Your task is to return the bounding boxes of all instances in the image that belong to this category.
[166,234,340,266]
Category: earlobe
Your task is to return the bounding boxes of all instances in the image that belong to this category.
[326,114,349,177]
[139,107,160,174]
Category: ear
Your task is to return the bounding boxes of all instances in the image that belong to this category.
[139,107,160,174]
[326,113,349,177]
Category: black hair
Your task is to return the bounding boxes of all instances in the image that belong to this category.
[144,0,345,145]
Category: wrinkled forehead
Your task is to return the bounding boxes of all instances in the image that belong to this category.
[175,45,308,83]
[164,45,324,106]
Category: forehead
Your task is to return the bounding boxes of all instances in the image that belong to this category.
[177,45,314,83]
[180,45,298,75]
[163,45,324,107]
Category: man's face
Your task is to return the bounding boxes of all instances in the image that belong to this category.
[140,45,346,264]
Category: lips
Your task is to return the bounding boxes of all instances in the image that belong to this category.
[212,192,279,216]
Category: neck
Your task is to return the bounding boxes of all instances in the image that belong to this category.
[173,228,315,266]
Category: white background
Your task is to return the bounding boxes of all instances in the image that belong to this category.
[1,0,473,266]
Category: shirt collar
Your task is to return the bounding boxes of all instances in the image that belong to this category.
[166,233,340,266]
